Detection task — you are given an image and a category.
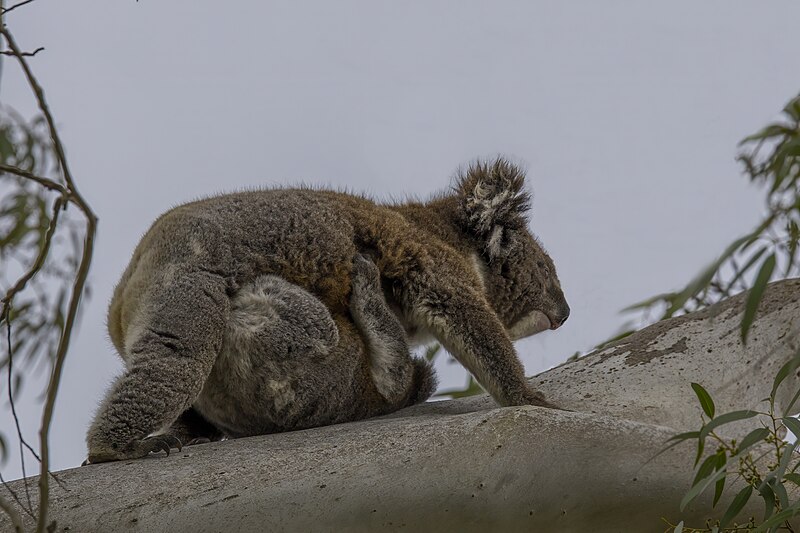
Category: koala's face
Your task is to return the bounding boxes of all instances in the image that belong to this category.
[479,226,570,340]
[453,158,569,340]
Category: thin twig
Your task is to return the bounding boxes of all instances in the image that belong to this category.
[6,314,33,515]
[1,196,65,325]
[0,0,36,15]
[0,24,98,533]
[0,27,90,210]
[0,198,71,496]
[0,47,43,57]
[0,164,68,196]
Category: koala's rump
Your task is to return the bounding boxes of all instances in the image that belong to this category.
[108,189,386,433]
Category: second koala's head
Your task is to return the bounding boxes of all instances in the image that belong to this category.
[453,158,570,340]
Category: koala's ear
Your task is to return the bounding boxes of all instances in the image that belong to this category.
[454,158,531,241]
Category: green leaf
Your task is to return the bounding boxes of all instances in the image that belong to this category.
[727,245,767,289]
[773,439,799,485]
[674,521,684,533]
[773,480,789,511]
[693,453,718,487]
[786,221,799,275]
[771,349,800,403]
[751,504,800,533]
[699,410,759,444]
[712,453,726,507]
[740,124,796,144]
[783,95,800,121]
[620,292,675,313]
[680,465,729,511]
[757,481,776,521]
[719,485,753,528]
[667,431,701,442]
[781,417,800,439]
[784,473,800,487]
[695,438,705,467]
[737,428,770,453]
[438,376,484,399]
[785,386,800,414]
[741,253,776,344]
[691,382,715,419]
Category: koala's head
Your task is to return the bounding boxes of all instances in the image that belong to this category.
[454,158,570,340]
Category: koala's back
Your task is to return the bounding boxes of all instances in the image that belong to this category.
[107,188,403,360]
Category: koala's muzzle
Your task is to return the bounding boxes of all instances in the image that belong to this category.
[551,303,570,329]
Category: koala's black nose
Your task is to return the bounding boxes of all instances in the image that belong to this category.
[554,305,570,328]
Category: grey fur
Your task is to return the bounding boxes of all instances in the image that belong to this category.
[86,158,567,463]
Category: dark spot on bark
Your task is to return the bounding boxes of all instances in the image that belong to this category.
[624,337,689,366]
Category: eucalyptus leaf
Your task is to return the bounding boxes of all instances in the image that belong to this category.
[719,484,753,528]
[712,453,726,507]
[737,428,770,454]
[692,453,718,487]
[680,465,729,511]
[691,382,715,419]
[772,349,800,402]
[784,473,800,486]
[751,504,800,533]
[699,410,759,444]
[741,253,776,344]
[757,481,777,521]
[781,417,800,440]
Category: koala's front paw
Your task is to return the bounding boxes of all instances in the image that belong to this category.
[84,435,183,464]
[351,253,381,291]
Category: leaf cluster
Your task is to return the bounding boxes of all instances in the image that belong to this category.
[666,348,800,533]
[625,94,800,344]
[0,107,84,464]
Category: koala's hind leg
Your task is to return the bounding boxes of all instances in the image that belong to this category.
[86,267,230,463]
[196,274,341,436]
[350,254,437,407]
[162,407,224,446]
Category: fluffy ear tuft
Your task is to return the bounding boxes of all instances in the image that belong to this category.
[454,158,531,237]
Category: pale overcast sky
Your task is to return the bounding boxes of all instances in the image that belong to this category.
[1,0,799,480]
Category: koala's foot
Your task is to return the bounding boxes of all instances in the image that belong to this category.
[406,357,439,406]
[84,435,182,465]
[163,407,224,446]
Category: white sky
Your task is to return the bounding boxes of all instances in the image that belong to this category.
[1,0,799,480]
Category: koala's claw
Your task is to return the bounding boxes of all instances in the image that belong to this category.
[84,435,183,464]
[186,437,211,446]
[143,434,183,456]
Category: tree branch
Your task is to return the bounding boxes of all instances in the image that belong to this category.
[0,164,68,196]
[0,197,63,521]
[0,0,36,16]
[0,47,43,57]
[0,22,98,533]
[1,196,65,323]
[0,278,798,532]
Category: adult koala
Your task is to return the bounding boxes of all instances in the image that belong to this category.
[86,158,569,463]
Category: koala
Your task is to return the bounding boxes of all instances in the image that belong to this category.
[85,158,569,463]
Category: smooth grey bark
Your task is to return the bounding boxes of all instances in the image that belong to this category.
[2,279,799,533]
